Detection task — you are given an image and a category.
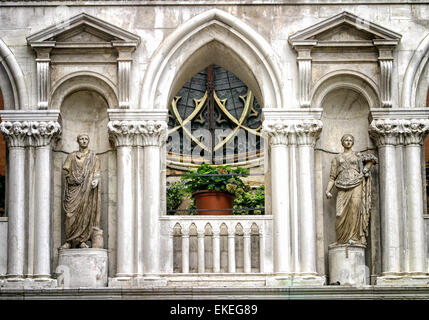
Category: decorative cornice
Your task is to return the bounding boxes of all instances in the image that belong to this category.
[369,118,429,146]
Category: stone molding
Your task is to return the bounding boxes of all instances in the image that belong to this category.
[289,11,401,109]
[369,118,429,146]
[140,8,283,111]
[401,32,429,109]
[0,120,61,147]
[108,120,167,147]
[262,119,323,147]
[27,12,140,110]
[0,39,29,110]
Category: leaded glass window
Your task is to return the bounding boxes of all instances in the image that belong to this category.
[167,65,263,167]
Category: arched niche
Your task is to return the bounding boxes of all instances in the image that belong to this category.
[50,72,118,111]
[52,86,115,273]
[314,85,380,279]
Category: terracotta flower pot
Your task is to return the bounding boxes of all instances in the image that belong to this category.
[193,190,235,215]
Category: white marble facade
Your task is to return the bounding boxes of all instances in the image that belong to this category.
[0,1,429,292]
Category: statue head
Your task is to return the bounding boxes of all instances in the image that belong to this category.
[341,134,354,149]
[77,134,90,149]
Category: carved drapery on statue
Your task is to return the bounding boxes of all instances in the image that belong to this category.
[62,135,101,247]
[326,134,377,246]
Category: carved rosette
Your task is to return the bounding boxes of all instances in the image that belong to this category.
[108,120,138,147]
[0,120,61,147]
[369,119,429,146]
[136,120,167,147]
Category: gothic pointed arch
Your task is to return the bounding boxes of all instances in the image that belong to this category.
[0,39,28,110]
[402,32,429,108]
[140,8,285,111]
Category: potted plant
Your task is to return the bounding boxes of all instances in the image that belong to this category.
[182,163,249,215]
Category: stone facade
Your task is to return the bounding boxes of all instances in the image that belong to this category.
[1,1,429,298]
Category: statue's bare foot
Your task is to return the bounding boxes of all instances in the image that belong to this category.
[80,242,89,248]
[60,242,71,249]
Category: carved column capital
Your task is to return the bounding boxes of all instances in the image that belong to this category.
[108,120,138,147]
[28,121,62,147]
[136,120,168,147]
[0,120,61,147]
[402,119,429,145]
[0,121,29,147]
[292,120,323,146]
[369,118,429,146]
[262,119,323,146]
[262,120,290,146]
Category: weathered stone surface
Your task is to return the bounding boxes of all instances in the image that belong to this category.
[57,249,108,288]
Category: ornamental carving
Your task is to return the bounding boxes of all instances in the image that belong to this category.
[369,119,429,146]
[262,119,323,146]
[0,120,61,147]
[108,120,167,147]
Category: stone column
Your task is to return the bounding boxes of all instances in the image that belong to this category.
[262,120,291,274]
[402,120,429,273]
[108,120,136,278]
[243,226,252,274]
[370,111,429,284]
[30,121,61,279]
[212,226,221,273]
[137,120,167,276]
[294,120,323,276]
[0,121,27,279]
[369,119,402,275]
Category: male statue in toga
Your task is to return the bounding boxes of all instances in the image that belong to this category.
[60,134,101,249]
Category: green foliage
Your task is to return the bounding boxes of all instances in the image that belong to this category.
[166,180,188,214]
[233,185,265,215]
[181,163,249,197]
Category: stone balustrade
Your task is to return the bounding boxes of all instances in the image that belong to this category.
[159,216,273,275]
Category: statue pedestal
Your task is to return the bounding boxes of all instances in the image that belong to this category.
[57,248,108,288]
[328,243,369,286]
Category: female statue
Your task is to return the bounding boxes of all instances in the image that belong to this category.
[60,134,101,249]
[325,134,377,246]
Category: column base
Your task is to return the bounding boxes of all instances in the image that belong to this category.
[376,274,429,286]
[328,243,369,286]
[1,277,57,289]
[57,248,108,288]
[266,274,326,287]
[108,276,168,288]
